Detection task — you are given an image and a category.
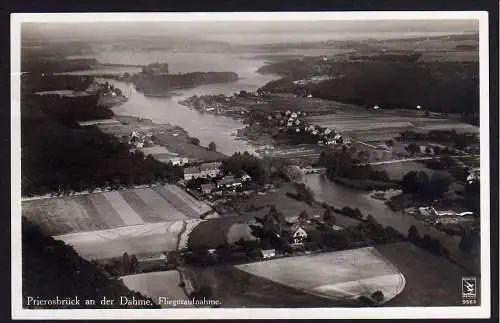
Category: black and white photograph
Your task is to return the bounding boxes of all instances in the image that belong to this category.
[11,12,491,320]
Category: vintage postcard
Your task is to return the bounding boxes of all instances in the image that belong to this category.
[11,11,491,319]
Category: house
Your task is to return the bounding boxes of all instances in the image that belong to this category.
[324,128,332,135]
[260,249,276,259]
[200,162,222,178]
[291,112,298,119]
[241,174,251,182]
[217,175,242,189]
[295,128,301,133]
[291,225,308,246]
[201,183,216,195]
[170,157,189,167]
[184,166,202,181]
[373,105,380,110]
[287,120,293,127]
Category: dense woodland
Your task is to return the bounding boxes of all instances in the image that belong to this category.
[21,75,183,196]
[22,218,158,309]
[259,58,479,125]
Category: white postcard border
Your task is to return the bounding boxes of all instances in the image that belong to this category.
[11,11,491,320]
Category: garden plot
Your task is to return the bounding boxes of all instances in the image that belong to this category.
[235,246,406,304]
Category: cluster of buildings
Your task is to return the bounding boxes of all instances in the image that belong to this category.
[466,168,480,184]
[183,162,222,181]
[183,162,253,197]
[292,75,333,86]
[272,110,349,146]
[128,131,154,149]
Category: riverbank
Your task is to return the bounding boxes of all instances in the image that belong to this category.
[96,115,228,163]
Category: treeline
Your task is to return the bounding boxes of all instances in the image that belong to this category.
[22,218,158,309]
[22,74,94,92]
[132,72,238,93]
[398,130,478,149]
[29,94,113,126]
[260,59,479,124]
[21,75,183,197]
[22,57,99,74]
[349,53,422,62]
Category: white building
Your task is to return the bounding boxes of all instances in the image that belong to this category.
[260,249,276,259]
[291,226,308,246]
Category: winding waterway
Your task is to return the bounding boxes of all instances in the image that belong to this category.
[71,49,478,273]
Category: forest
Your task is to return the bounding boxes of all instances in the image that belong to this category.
[259,58,479,125]
[21,75,183,197]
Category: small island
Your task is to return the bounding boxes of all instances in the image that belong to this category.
[97,62,239,97]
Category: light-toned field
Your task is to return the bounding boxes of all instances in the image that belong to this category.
[22,185,211,235]
[305,108,479,143]
[235,246,406,304]
[55,219,201,260]
[121,271,193,307]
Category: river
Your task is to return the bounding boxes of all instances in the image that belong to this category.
[69,49,478,273]
[303,173,479,274]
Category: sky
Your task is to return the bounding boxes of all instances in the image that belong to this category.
[22,19,479,45]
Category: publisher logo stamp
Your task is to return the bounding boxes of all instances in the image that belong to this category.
[461,276,477,305]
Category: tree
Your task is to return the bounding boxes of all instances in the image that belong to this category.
[189,137,200,146]
[122,252,130,274]
[425,146,433,155]
[298,210,309,224]
[208,141,217,151]
[408,225,421,242]
[406,143,420,155]
[385,139,395,147]
[129,255,139,274]
[371,291,385,303]
[322,208,336,226]
[428,173,452,199]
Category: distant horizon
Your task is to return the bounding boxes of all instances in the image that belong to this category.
[21,19,479,45]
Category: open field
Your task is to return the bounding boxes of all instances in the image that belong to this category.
[54,219,202,260]
[182,242,473,307]
[121,271,193,307]
[22,185,211,235]
[235,246,405,304]
[252,93,359,115]
[181,265,340,308]
[55,220,184,260]
[304,108,479,143]
[377,242,474,306]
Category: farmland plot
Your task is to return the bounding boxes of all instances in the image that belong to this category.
[235,247,406,304]
[22,185,207,235]
[55,221,185,260]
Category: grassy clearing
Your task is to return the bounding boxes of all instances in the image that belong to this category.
[235,246,405,304]
[55,221,185,260]
[184,265,338,308]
